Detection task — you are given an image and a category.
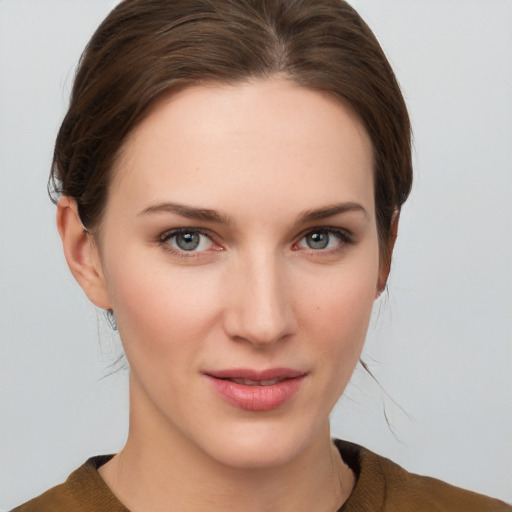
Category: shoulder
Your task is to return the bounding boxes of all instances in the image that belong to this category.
[10,455,126,512]
[335,439,512,512]
[11,481,77,512]
[376,453,512,511]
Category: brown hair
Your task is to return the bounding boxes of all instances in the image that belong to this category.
[50,0,412,264]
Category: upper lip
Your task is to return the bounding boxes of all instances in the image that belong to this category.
[205,368,306,381]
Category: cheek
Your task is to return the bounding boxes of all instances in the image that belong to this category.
[311,279,375,358]
[303,249,379,331]
[103,253,224,358]
[299,252,379,376]
[102,236,378,370]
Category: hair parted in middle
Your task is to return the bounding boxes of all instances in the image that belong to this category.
[50,0,412,265]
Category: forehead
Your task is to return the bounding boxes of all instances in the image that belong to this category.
[109,78,375,220]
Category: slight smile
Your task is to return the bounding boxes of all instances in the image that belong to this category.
[204,368,308,412]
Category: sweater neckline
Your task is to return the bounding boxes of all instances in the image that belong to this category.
[71,440,380,512]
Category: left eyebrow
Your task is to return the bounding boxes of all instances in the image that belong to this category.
[295,202,368,226]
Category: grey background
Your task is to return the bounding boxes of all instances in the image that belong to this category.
[1,0,511,508]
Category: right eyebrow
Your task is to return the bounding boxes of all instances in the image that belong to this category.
[138,202,234,226]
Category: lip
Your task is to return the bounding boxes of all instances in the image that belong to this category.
[204,368,306,412]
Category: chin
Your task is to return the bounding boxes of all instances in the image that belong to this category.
[193,417,328,470]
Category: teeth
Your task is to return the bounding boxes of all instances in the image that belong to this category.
[230,378,283,386]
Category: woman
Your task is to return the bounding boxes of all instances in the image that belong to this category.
[8,0,511,510]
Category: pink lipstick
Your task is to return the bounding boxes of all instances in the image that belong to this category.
[205,368,306,411]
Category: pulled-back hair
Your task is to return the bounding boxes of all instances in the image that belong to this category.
[50,0,412,264]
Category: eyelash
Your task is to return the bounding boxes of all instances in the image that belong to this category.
[293,227,354,254]
[157,226,354,258]
[158,228,219,258]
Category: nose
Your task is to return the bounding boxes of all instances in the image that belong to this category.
[222,252,297,348]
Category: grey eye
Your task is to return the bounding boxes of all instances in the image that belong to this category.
[305,231,330,249]
[175,231,201,251]
[297,228,350,251]
[161,229,215,254]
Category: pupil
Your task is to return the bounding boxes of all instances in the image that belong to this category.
[308,232,329,249]
[176,232,200,250]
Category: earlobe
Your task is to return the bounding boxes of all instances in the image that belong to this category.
[376,210,400,297]
[56,197,112,309]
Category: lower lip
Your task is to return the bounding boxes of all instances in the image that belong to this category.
[207,375,305,411]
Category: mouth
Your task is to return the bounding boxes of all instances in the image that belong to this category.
[204,368,306,411]
[225,377,288,386]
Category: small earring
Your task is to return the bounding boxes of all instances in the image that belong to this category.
[105,309,118,331]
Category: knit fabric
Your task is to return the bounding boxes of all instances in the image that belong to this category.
[334,440,511,511]
[12,440,512,511]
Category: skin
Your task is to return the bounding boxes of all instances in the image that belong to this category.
[58,78,397,512]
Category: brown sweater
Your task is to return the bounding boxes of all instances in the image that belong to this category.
[12,440,511,512]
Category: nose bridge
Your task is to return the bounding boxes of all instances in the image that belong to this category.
[224,247,295,346]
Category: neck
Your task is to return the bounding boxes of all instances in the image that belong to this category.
[99,377,355,512]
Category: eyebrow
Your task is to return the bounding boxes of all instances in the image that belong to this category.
[295,202,368,226]
[139,201,367,227]
[138,202,234,226]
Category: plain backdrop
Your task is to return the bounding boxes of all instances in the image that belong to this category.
[1,0,511,508]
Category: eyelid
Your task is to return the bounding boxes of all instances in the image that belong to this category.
[295,226,353,242]
[156,225,353,258]
[159,227,211,242]
[293,226,354,251]
[158,227,222,257]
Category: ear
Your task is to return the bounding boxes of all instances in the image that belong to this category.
[56,197,112,309]
[376,210,400,296]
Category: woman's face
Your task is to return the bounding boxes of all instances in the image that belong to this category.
[89,79,382,468]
